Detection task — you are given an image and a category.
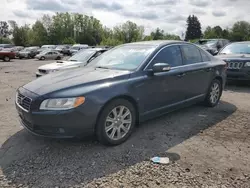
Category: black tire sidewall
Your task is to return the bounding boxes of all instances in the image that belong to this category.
[41,56,45,60]
[205,79,222,107]
[96,99,136,145]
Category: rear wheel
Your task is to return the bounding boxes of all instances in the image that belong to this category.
[204,79,222,107]
[40,56,45,60]
[3,56,10,62]
[56,56,61,60]
[96,99,136,145]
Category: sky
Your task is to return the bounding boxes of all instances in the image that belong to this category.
[1,0,250,36]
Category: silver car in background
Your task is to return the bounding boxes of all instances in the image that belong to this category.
[35,50,64,60]
[36,48,107,77]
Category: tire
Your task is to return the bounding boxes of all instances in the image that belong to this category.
[204,79,222,107]
[3,56,10,62]
[56,56,61,60]
[19,56,23,59]
[40,56,45,60]
[96,99,136,146]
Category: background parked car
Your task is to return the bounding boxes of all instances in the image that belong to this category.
[10,46,25,58]
[36,47,108,77]
[16,40,227,145]
[0,44,15,50]
[37,45,56,54]
[55,45,71,56]
[35,50,63,61]
[216,41,250,81]
[195,39,229,55]
[0,49,16,61]
[18,46,40,59]
[69,44,88,55]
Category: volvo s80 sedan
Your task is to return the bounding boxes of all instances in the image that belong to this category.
[15,40,226,145]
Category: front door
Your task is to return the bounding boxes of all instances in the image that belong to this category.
[136,45,187,115]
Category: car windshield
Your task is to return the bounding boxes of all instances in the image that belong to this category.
[219,43,250,54]
[196,40,217,46]
[87,45,156,70]
[68,50,96,62]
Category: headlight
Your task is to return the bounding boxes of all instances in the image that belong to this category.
[40,97,85,110]
[244,62,250,67]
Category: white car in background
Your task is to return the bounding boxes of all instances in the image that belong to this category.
[36,48,107,77]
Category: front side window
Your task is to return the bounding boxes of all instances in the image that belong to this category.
[87,45,156,70]
[181,45,202,65]
[148,45,182,69]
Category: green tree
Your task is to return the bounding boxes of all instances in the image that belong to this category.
[30,21,48,46]
[62,37,75,44]
[185,15,202,41]
[151,28,165,40]
[229,21,250,41]
[0,21,11,43]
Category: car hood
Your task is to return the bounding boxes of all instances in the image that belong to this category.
[23,67,130,95]
[216,54,250,61]
[38,61,86,70]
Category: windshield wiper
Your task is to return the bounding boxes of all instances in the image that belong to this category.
[69,59,77,61]
[95,66,110,69]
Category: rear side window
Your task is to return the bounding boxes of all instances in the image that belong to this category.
[149,45,183,68]
[181,45,202,65]
[200,49,211,62]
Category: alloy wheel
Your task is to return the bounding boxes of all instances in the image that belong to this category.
[210,82,220,104]
[104,106,132,141]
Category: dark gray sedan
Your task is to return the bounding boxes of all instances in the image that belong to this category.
[15,40,226,145]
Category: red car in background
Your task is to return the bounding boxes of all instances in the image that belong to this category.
[0,49,16,61]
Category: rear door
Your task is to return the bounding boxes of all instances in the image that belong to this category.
[180,44,212,99]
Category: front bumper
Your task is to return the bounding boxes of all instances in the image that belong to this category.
[15,88,99,138]
[227,69,250,81]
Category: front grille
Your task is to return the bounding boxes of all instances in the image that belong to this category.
[17,93,32,112]
[38,69,47,74]
[226,62,244,69]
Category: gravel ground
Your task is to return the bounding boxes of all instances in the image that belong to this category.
[0,59,249,188]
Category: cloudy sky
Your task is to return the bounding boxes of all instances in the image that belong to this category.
[1,0,250,36]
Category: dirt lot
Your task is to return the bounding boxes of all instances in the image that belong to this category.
[0,59,249,188]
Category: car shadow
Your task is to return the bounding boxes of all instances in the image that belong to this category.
[225,81,250,94]
[0,101,237,187]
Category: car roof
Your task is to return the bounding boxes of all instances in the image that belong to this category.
[122,40,185,47]
[230,41,250,44]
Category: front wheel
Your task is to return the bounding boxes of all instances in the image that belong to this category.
[40,56,45,60]
[96,99,136,145]
[3,56,10,62]
[204,79,222,107]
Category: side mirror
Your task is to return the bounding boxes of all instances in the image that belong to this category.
[152,63,171,73]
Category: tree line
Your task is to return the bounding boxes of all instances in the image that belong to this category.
[0,12,250,47]
[0,12,180,47]
[185,15,250,42]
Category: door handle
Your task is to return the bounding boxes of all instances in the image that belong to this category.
[177,73,186,77]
